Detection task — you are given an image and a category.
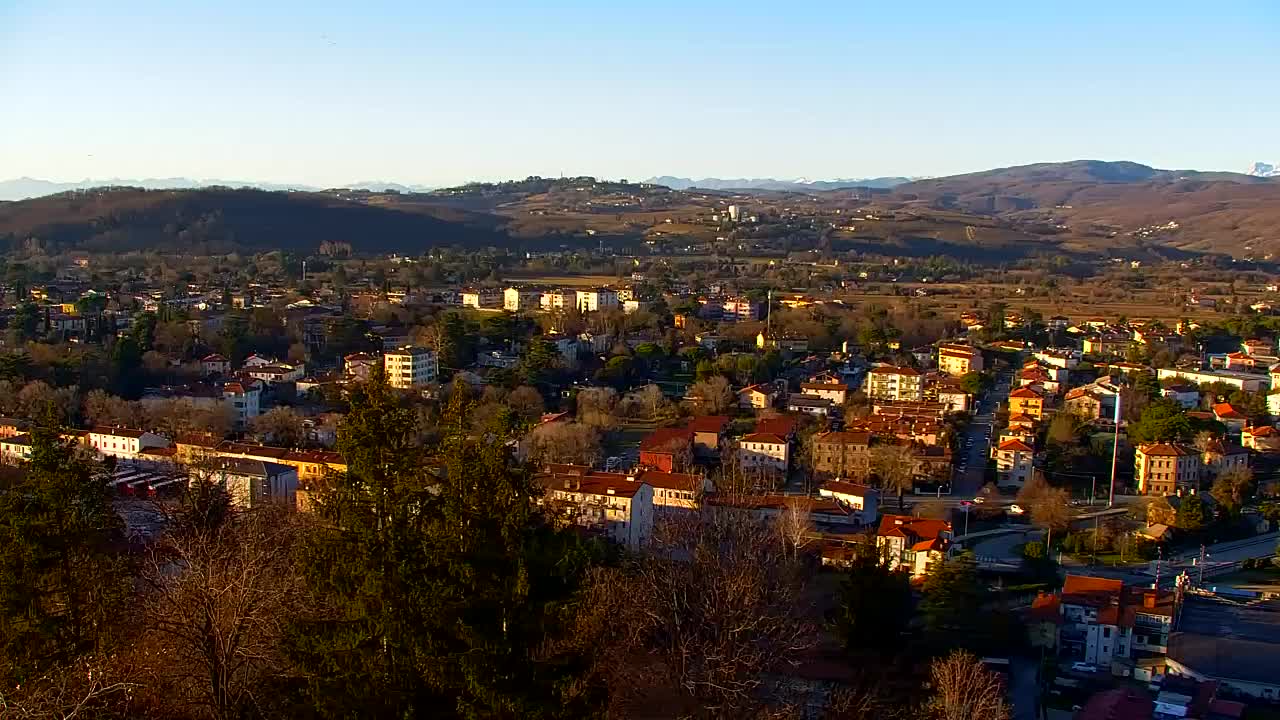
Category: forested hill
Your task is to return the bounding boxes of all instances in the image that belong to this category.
[0,187,519,256]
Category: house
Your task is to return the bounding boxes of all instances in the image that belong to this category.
[937,342,983,376]
[1135,443,1201,496]
[799,382,849,405]
[83,428,171,463]
[1007,386,1045,419]
[245,364,305,385]
[817,480,879,526]
[383,346,438,389]
[720,297,760,322]
[1199,439,1249,481]
[936,387,970,414]
[865,366,924,402]
[786,394,833,418]
[539,289,573,311]
[1157,368,1269,394]
[1084,334,1134,357]
[460,287,501,309]
[995,439,1035,489]
[537,470,654,548]
[637,470,709,511]
[242,353,277,368]
[638,428,694,473]
[1211,403,1249,435]
[1242,425,1280,452]
[874,515,952,578]
[0,433,34,463]
[1065,382,1120,422]
[201,353,231,377]
[811,431,872,481]
[343,352,380,382]
[684,415,730,458]
[0,417,28,439]
[202,456,299,510]
[736,433,790,476]
[1057,575,1175,669]
[222,380,261,429]
[1018,366,1061,395]
[738,383,778,410]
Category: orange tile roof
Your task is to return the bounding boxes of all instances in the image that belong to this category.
[876,514,951,541]
[740,432,786,445]
[1138,442,1195,457]
[997,439,1034,453]
[1009,386,1042,399]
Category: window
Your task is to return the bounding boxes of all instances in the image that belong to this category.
[1103,627,1111,639]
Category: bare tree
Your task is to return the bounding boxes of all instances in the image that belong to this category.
[619,508,817,715]
[81,389,143,428]
[524,422,603,467]
[1018,475,1071,549]
[139,507,300,720]
[620,384,670,421]
[777,497,814,560]
[506,385,545,420]
[1211,465,1254,515]
[576,387,619,430]
[871,443,916,510]
[924,650,1010,720]
[689,376,734,415]
[0,656,137,720]
[250,406,307,447]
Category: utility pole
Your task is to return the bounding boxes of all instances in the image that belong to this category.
[1197,544,1207,586]
[1154,546,1163,588]
[1108,394,1121,507]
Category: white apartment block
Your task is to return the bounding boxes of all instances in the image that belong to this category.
[937,343,983,376]
[222,381,261,429]
[865,366,924,402]
[995,439,1034,488]
[460,288,501,309]
[540,290,573,311]
[575,288,619,313]
[736,433,789,474]
[83,428,171,464]
[503,287,543,312]
[384,346,439,389]
[539,472,655,548]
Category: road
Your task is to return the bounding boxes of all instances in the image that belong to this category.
[1064,531,1280,587]
[952,371,1012,499]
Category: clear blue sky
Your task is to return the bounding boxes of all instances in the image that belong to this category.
[2,0,1276,186]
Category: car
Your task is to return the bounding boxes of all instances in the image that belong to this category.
[1008,504,1025,515]
[1070,662,1097,674]
[972,496,986,504]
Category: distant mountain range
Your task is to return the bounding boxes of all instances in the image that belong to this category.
[644,176,917,192]
[0,176,434,201]
[1248,162,1279,178]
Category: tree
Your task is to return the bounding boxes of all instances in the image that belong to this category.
[688,376,734,415]
[1019,475,1071,550]
[575,387,618,430]
[140,507,299,720]
[958,371,985,396]
[519,338,561,387]
[1128,398,1193,444]
[833,549,913,655]
[288,372,604,718]
[919,553,986,649]
[871,443,916,510]
[1210,466,1253,517]
[0,425,128,683]
[507,385,545,421]
[1176,494,1208,533]
[777,497,814,560]
[523,422,603,467]
[924,650,1011,720]
[251,406,308,447]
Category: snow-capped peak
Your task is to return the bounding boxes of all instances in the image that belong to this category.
[1247,161,1278,177]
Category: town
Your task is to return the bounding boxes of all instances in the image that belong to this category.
[1,237,1279,719]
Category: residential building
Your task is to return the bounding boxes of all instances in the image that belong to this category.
[383,346,438,389]
[1242,425,1280,452]
[736,433,790,475]
[738,383,778,410]
[721,297,760,322]
[684,415,730,458]
[1007,386,1045,419]
[0,433,34,463]
[875,514,952,578]
[937,387,970,414]
[222,380,261,429]
[1211,403,1249,435]
[637,470,708,511]
[245,364,304,385]
[83,428,171,463]
[539,289,573,311]
[203,457,299,510]
[786,394,833,417]
[638,428,694,473]
[799,382,849,405]
[995,439,1034,488]
[537,470,654,548]
[575,288,619,313]
[343,352,379,381]
[865,366,924,402]
[811,431,872,481]
[1199,439,1249,481]
[1157,368,1269,394]
[1083,334,1134,357]
[817,480,879,526]
[937,343,983,376]
[460,288,501,309]
[201,353,231,377]
[1161,384,1201,409]
[1135,443,1201,495]
[1064,382,1120,422]
[503,286,544,312]
[1057,575,1175,669]
[0,417,28,439]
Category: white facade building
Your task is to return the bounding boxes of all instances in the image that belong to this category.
[383,346,439,389]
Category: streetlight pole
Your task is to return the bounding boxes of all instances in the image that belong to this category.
[1108,394,1121,508]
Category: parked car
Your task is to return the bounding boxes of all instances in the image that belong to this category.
[1070,662,1097,673]
[1008,504,1025,515]
[972,496,986,504]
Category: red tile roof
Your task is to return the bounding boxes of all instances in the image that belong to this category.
[740,432,786,445]
[1137,442,1195,457]
[997,439,1034,453]
[876,514,951,542]
[820,480,876,498]
[684,415,730,433]
[1009,386,1042,399]
[639,428,694,452]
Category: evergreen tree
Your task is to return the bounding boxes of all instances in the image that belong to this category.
[919,553,987,650]
[0,424,127,681]
[833,549,913,655]
[288,369,602,718]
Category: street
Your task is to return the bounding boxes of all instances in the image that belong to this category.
[952,371,1013,499]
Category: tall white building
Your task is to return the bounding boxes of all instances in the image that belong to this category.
[575,288,619,313]
[384,346,438,389]
[503,286,543,312]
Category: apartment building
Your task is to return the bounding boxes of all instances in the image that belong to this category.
[799,382,849,405]
[1054,575,1175,668]
[201,353,231,377]
[736,432,790,475]
[503,286,544,312]
[817,480,879,526]
[995,438,1034,488]
[575,288,619,313]
[222,380,261,429]
[539,289,573,311]
[1157,368,1269,394]
[83,427,171,463]
[875,514,952,577]
[810,431,872,480]
[343,352,380,381]
[721,297,760,322]
[202,456,299,510]
[865,366,924,402]
[460,288,501,309]
[538,470,654,548]
[383,346,438,389]
[937,343,983,376]
[1135,443,1201,495]
[1007,386,1045,419]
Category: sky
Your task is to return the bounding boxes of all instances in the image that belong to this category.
[2,0,1278,187]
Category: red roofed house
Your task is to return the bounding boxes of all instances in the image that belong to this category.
[875,514,952,577]
[1211,403,1249,435]
[1058,574,1175,669]
[685,415,730,458]
[755,415,800,439]
[736,433,790,478]
[995,438,1034,488]
[537,469,654,548]
[1134,443,1201,496]
[1007,386,1044,419]
[817,480,879,526]
[638,428,695,473]
[202,353,231,377]
[1242,425,1280,452]
[738,383,778,410]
